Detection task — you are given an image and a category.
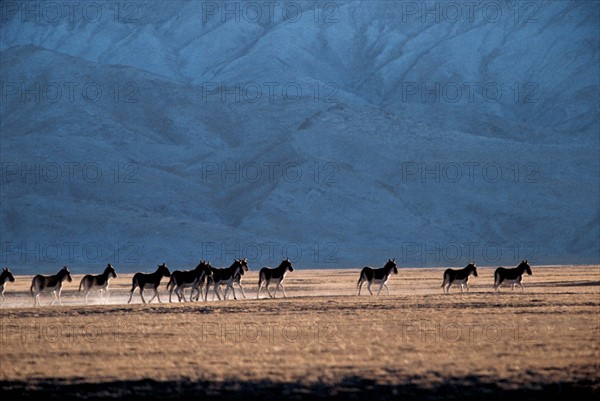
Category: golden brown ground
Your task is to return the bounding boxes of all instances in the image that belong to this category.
[1,265,598,400]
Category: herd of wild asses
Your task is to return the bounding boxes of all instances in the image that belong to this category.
[0,259,534,307]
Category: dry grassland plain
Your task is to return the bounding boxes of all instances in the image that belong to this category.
[0,265,598,400]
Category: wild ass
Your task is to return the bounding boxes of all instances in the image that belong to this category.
[357,259,399,295]
[256,258,294,299]
[79,264,118,304]
[127,263,171,304]
[0,268,16,306]
[205,258,249,301]
[494,260,533,292]
[31,266,73,306]
[441,262,478,293]
[167,260,213,302]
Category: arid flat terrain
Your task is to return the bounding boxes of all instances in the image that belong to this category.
[1,265,598,400]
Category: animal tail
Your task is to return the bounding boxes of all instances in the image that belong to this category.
[30,282,34,295]
[79,278,84,292]
[441,272,447,288]
[166,276,174,290]
[257,270,264,286]
[357,272,363,288]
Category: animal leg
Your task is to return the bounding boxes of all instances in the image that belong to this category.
[128,290,135,303]
[377,282,385,295]
[367,282,373,295]
[358,279,363,296]
[384,283,390,295]
[281,283,287,298]
[257,281,263,299]
[140,289,147,304]
[214,285,223,301]
[153,287,163,303]
[229,285,237,300]
[223,286,230,300]
[50,291,58,305]
[128,283,137,304]
[104,289,110,303]
[238,284,246,299]
[266,283,273,298]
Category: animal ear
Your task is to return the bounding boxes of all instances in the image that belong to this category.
[392,258,395,262]
[525,260,528,263]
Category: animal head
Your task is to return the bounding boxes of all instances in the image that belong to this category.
[466,262,478,277]
[197,260,214,277]
[106,264,117,278]
[237,258,249,272]
[281,258,293,272]
[158,263,171,277]
[61,266,73,282]
[2,267,15,282]
[519,260,532,275]
[386,258,398,274]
